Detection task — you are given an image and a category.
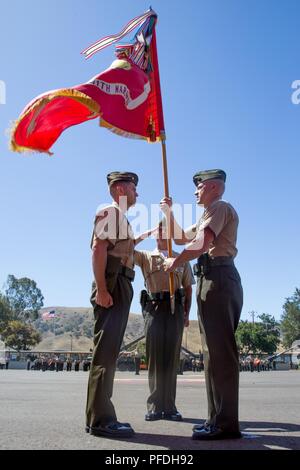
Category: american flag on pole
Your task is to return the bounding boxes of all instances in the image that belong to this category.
[42,310,56,320]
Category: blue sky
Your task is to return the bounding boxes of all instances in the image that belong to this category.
[0,0,299,321]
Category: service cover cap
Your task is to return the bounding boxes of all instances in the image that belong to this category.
[193,169,226,186]
[107,171,139,187]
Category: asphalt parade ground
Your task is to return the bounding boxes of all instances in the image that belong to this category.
[0,369,299,451]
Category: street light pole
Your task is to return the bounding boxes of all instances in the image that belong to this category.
[70,334,73,352]
[249,310,256,325]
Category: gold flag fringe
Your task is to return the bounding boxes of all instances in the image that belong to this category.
[100,118,165,143]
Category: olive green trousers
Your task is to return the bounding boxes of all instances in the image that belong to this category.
[85,275,133,427]
[143,299,184,414]
[197,265,243,433]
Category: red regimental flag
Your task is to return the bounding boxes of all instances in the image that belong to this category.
[90,58,158,141]
[10,9,165,155]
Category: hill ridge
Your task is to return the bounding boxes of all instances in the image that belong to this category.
[35,307,201,353]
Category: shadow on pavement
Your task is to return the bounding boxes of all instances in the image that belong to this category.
[97,421,300,450]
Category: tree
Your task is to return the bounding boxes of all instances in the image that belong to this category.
[5,275,44,321]
[236,321,258,355]
[256,313,281,354]
[281,288,300,348]
[1,320,41,350]
[0,294,13,326]
[236,314,280,355]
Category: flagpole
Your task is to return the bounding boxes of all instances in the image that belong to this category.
[161,138,175,314]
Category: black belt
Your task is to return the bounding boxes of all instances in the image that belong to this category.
[119,265,135,281]
[147,288,185,301]
[193,255,234,276]
[208,256,234,267]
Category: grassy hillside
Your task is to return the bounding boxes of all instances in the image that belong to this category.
[35,307,201,353]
